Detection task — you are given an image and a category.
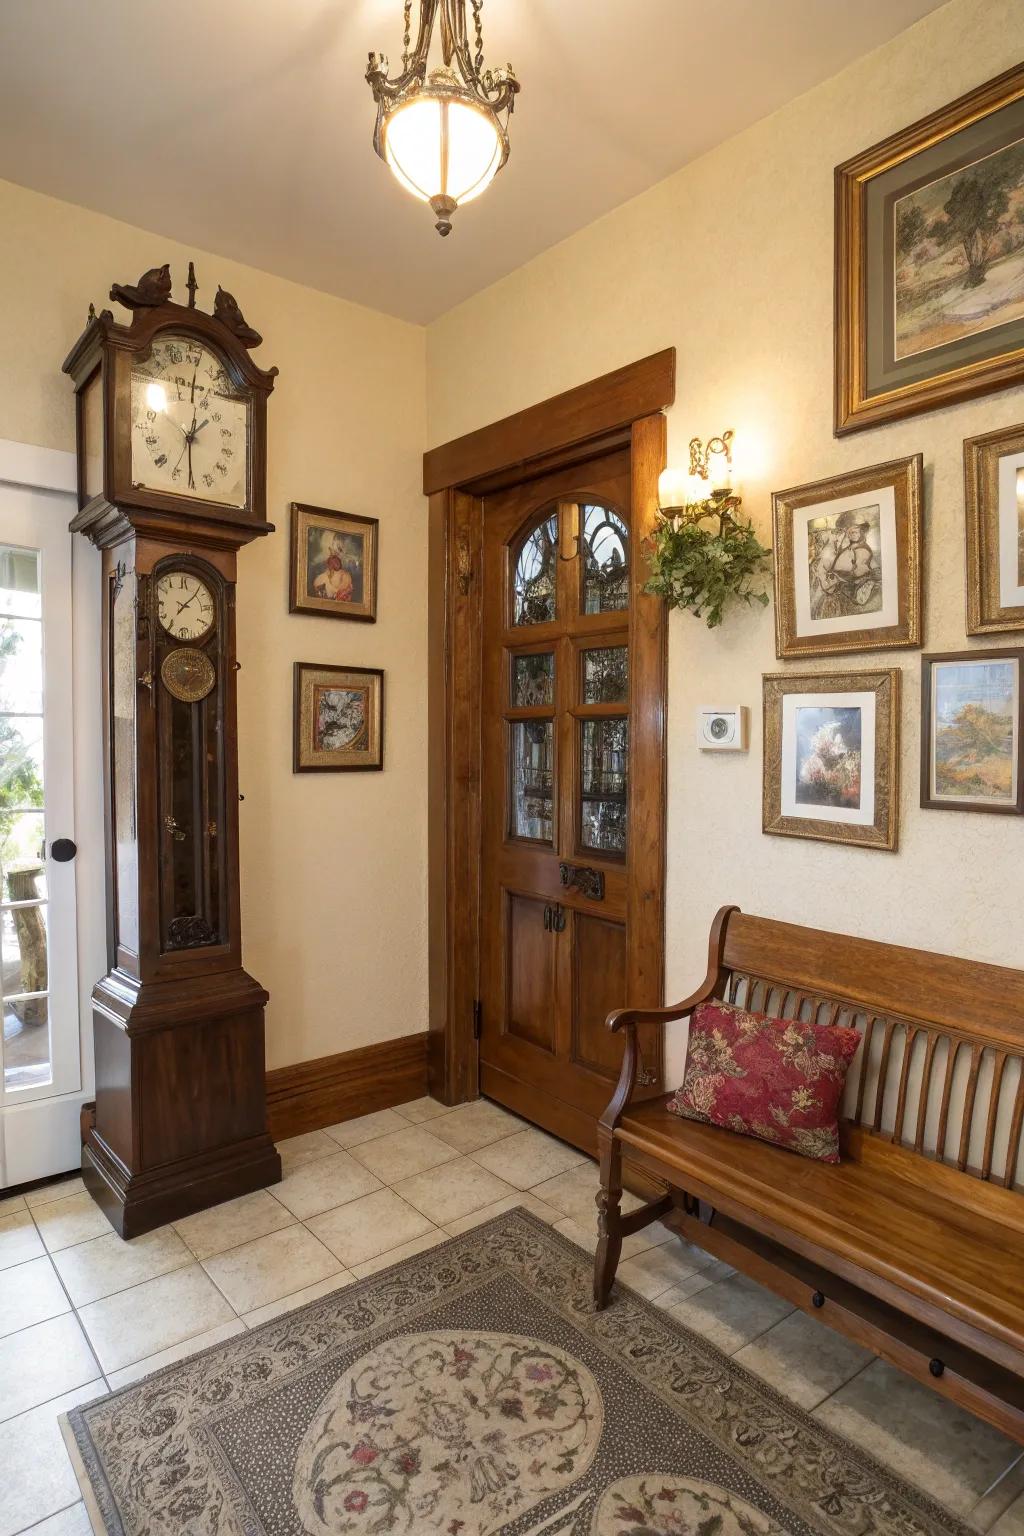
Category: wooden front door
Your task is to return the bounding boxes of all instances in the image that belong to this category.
[478,446,663,1149]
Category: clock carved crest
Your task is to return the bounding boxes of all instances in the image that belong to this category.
[63,264,281,1238]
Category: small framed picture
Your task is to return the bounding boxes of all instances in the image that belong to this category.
[290,503,378,622]
[965,423,1024,635]
[763,669,900,851]
[772,456,922,659]
[835,64,1024,434]
[293,662,384,773]
[921,650,1023,815]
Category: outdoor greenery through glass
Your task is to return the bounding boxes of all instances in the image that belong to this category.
[0,544,51,1090]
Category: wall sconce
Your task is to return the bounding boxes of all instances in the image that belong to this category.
[658,429,738,521]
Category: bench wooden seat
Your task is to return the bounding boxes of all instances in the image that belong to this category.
[595,906,1024,1443]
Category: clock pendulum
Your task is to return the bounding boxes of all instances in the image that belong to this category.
[62,264,281,1237]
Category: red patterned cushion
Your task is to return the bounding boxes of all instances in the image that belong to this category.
[666,998,861,1163]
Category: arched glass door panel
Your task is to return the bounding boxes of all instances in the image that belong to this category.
[511,512,558,625]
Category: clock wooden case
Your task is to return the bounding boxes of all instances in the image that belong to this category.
[63,265,282,1237]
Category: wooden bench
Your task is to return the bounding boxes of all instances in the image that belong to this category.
[595,905,1024,1444]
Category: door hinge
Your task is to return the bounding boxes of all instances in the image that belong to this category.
[472,999,482,1041]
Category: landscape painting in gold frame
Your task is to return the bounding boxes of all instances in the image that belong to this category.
[773,455,922,659]
[965,421,1024,634]
[763,669,900,851]
[836,63,1024,434]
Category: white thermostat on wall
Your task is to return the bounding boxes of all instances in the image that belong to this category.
[697,706,749,752]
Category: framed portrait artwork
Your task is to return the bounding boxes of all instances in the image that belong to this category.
[921,649,1023,815]
[772,455,922,659]
[290,502,378,622]
[836,63,1024,434]
[763,669,900,851]
[293,662,384,773]
[965,422,1024,634]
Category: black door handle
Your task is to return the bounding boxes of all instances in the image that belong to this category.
[50,838,77,863]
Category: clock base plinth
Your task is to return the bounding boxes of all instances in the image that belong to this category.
[84,965,281,1240]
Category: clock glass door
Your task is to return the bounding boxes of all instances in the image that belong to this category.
[0,486,82,1187]
[479,449,660,1145]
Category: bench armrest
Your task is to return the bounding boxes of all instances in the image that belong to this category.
[598,904,739,1134]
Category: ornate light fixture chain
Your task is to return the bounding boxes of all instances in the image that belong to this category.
[402,0,412,67]
[471,0,484,73]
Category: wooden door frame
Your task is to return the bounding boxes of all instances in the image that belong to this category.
[425,350,675,1106]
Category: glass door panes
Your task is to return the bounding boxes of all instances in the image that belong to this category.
[513,514,558,625]
[580,717,629,855]
[510,720,554,841]
[512,652,554,707]
[582,505,629,614]
[0,546,51,1091]
[582,646,628,705]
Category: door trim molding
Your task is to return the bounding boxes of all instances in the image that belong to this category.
[423,350,675,496]
[425,353,674,1108]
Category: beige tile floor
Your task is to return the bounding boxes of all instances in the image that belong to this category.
[2,1095,1023,1536]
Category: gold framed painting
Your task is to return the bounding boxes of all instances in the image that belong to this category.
[289,502,378,622]
[293,662,384,773]
[965,421,1024,634]
[921,649,1023,815]
[836,63,1024,435]
[763,669,900,851]
[773,455,922,659]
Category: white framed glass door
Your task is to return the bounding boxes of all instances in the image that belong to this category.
[0,483,81,1186]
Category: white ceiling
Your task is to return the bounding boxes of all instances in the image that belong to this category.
[0,0,947,325]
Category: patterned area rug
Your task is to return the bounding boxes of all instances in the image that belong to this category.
[63,1210,969,1536]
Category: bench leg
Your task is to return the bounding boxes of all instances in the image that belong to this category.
[594,1134,624,1310]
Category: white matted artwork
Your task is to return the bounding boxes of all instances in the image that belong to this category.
[763,669,900,850]
[793,489,898,637]
[780,690,876,826]
[772,457,922,660]
[996,451,1024,610]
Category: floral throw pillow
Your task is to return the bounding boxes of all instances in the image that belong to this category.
[666,998,862,1163]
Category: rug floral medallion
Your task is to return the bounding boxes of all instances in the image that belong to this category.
[64,1210,969,1536]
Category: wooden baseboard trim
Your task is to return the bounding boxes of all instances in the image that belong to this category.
[265,1032,429,1141]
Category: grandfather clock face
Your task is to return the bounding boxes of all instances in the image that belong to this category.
[130,334,250,508]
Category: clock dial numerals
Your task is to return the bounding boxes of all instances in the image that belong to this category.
[130,335,249,509]
[157,573,216,641]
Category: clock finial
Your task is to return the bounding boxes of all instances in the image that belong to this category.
[213,285,263,349]
[109,263,172,311]
[186,261,198,310]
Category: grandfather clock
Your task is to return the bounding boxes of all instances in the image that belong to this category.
[63,264,281,1237]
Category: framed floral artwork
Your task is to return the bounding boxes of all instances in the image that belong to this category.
[290,503,378,622]
[965,422,1024,634]
[763,669,900,851]
[921,649,1023,814]
[836,63,1024,434]
[772,455,922,659]
[293,662,384,772]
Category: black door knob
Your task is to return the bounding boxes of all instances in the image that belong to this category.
[50,838,77,863]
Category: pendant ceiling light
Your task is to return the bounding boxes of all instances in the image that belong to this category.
[367,0,520,237]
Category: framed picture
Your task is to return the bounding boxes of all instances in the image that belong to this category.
[921,649,1023,814]
[965,422,1024,634]
[836,63,1024,434]
[290,503,378,622]
[772,455,922,659]
[293,662,384,773]
[763,669,900,851]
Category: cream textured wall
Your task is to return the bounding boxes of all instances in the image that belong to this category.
[0,177,428,1069]
[425,0,1024,1079]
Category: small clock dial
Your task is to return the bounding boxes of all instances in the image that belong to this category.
[130,334,249,508]
[157,572,215,641]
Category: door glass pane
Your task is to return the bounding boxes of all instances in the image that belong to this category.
[512,652,554,707]
[510,720,554,841]
[581,717,628,854]
[0,546,51,1091]
[582,505,629,614]
[513,514,558,625]
[582,646,628,705]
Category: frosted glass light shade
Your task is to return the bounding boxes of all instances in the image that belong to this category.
[383,80,503,230]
